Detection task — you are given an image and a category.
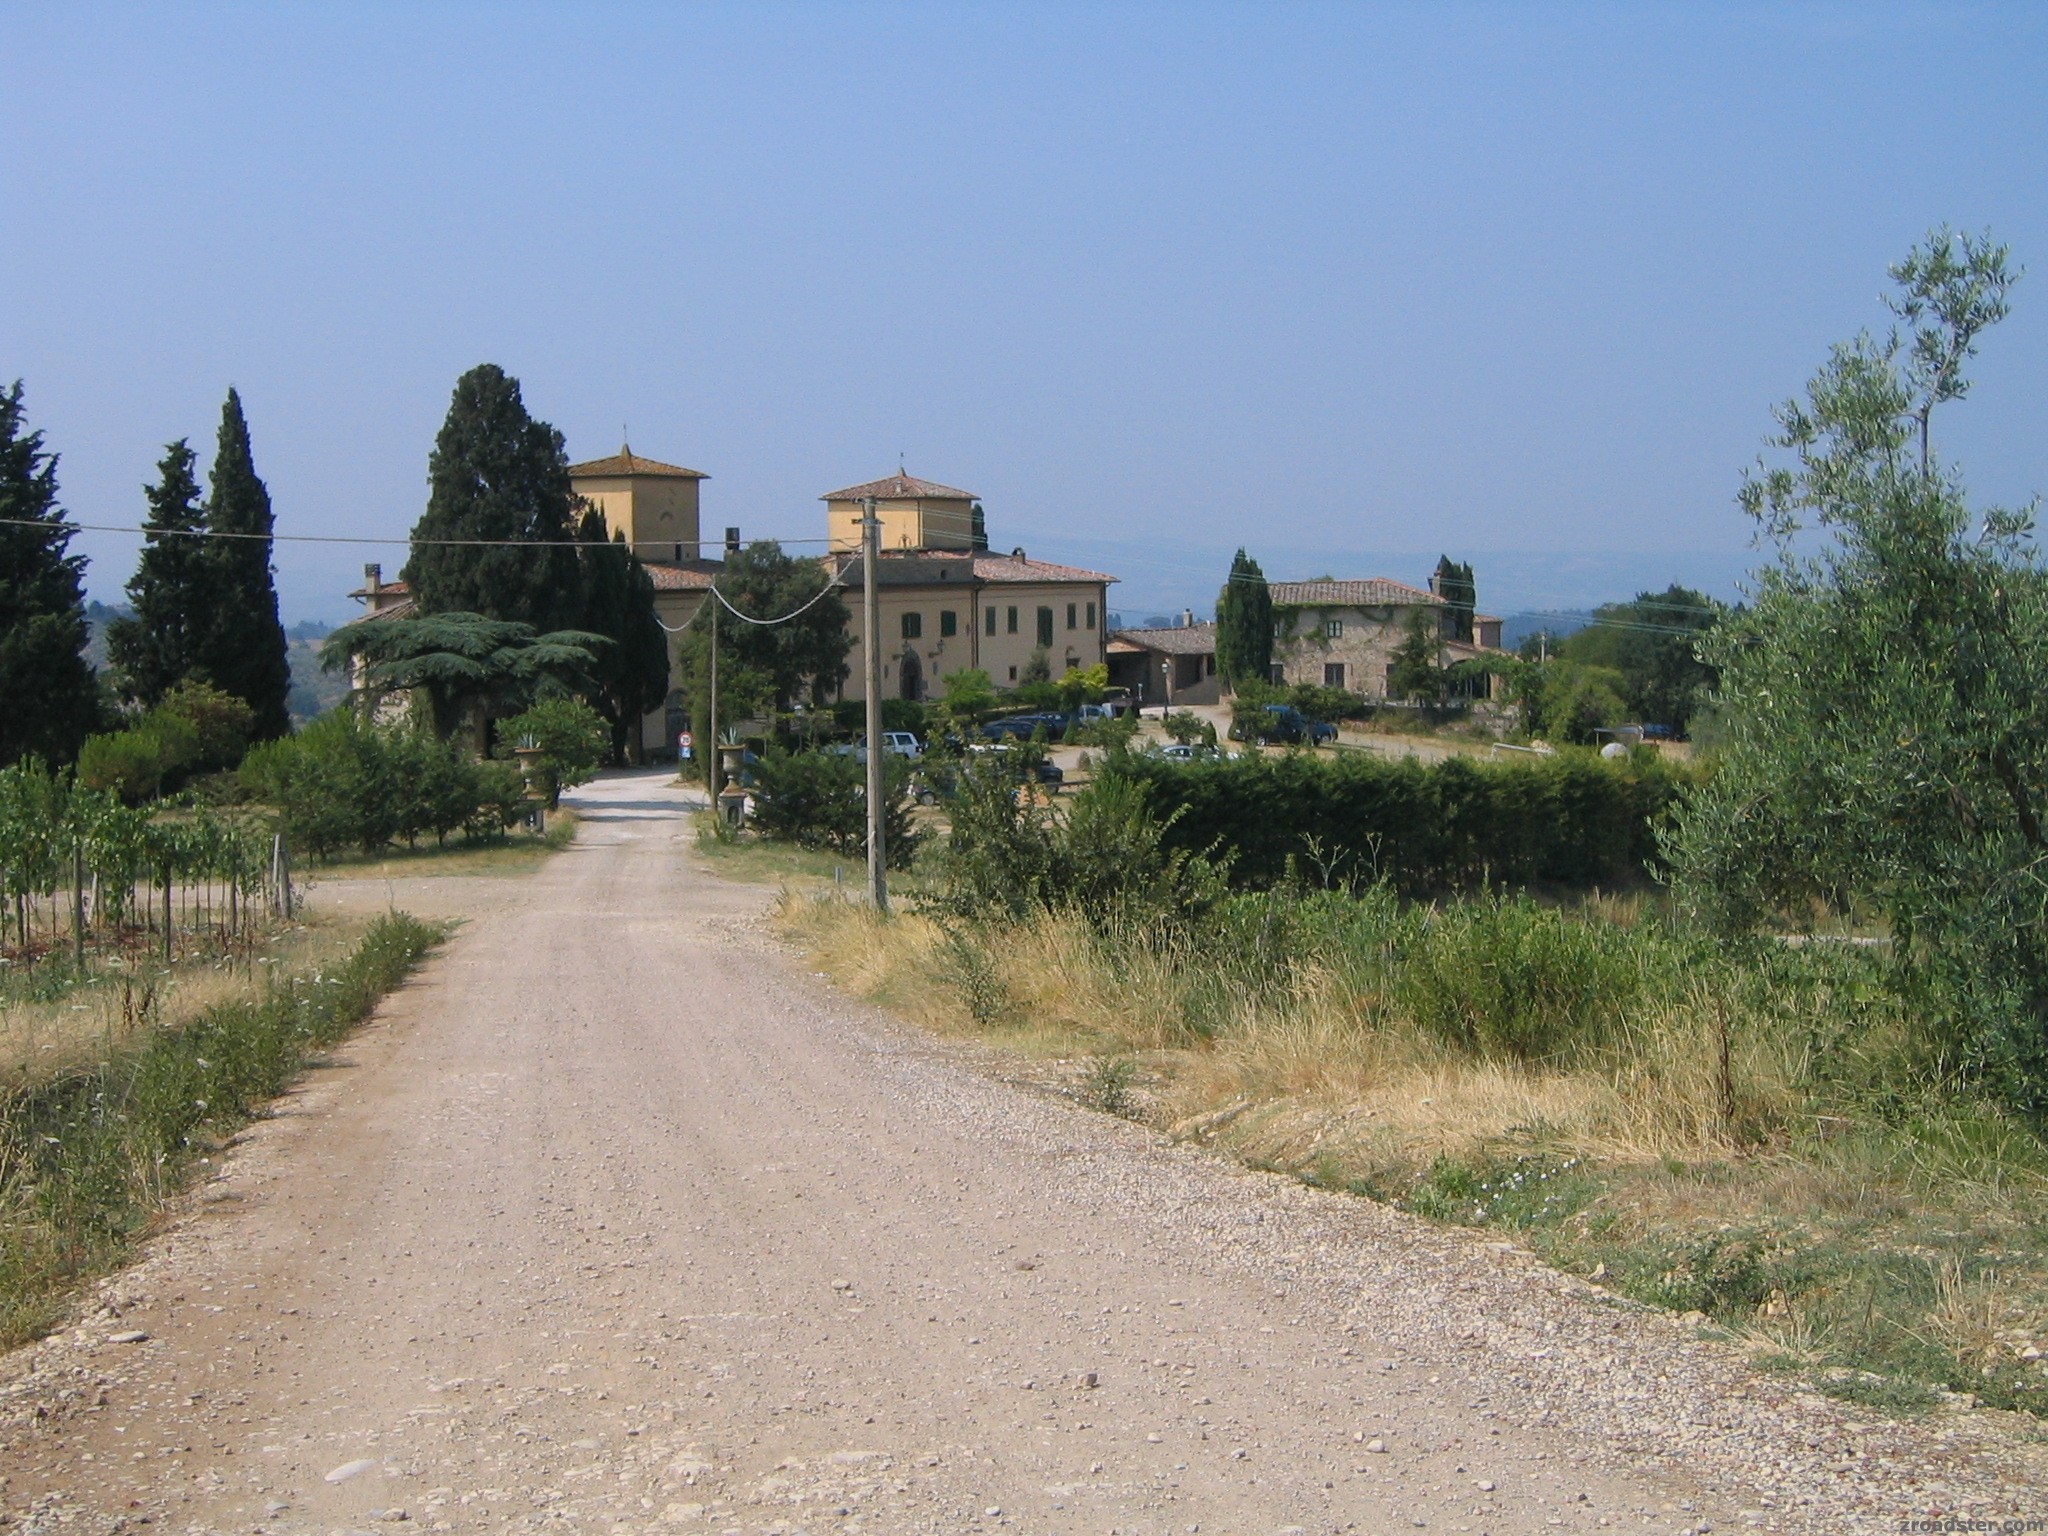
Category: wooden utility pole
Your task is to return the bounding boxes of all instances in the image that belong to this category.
[70,841,85,974]
[707,592,721,799]
[862,497,888,911]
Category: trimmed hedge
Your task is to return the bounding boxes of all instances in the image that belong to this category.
[1102,747,1687,894]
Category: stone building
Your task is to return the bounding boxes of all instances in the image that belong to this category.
[1267,577,1503,698]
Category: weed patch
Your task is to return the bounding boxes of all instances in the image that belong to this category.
[0,913,442,1346]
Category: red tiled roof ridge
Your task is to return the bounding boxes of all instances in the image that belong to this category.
[568,447,707,479]
[1268,577,1441,606]
[820,472,978,502]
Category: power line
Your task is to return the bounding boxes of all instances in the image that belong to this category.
[0,516,841,549]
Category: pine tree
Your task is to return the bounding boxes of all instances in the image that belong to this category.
[403,365,581,630]
[0,381,99,767]
[107,440,211,708]
[1214,548,1273,688]
[575,508,670,761]
[195,388,291,739]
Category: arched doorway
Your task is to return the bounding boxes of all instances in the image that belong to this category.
[899,648,923,701]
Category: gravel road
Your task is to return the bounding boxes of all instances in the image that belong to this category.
[3,770,2040,1535]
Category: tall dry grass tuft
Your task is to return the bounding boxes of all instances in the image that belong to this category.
[781,888,1790,1172]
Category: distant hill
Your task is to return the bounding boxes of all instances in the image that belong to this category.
[1500,611,1592,651]
[80,602,347,724]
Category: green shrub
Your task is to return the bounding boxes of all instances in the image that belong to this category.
[1398,893,1644,1063]
[1102,748,1685,896]
[240,712,514,858]
[745,749,919,867]
[76,728,171,803]
[494,695,607,808]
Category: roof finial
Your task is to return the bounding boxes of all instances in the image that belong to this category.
[622,425,632,460]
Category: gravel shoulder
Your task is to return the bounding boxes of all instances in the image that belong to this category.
[1,769,2041,1534]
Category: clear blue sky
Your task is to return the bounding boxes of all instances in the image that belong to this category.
[5,3,2043,624]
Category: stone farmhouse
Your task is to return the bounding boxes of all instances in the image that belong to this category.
[1267,577,1503,697]
[348,452,1115,756]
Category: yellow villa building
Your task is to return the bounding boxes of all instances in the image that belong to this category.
[348,451,1116,756]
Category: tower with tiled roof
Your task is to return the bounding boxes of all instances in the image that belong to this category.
[820,470,979,554]
[569,444,709,562]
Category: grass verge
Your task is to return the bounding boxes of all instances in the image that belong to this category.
[780,891,2048,1419]
[310,809,577,879]
[0,912,444,1348]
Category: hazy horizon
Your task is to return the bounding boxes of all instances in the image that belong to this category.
[6,4,2042,627]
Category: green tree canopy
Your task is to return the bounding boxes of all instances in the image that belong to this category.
[1666,229,2048,1113]
[403,365,582,630]
[0,381,99,767]
[1554,585,1722,735]
[575,509,670,761]
[194,388,292,740]
[322,610,608,744]
[1433,555,1476,643]
[1386,610,1447,704]
[714,541,851,710]
[1214,548,1273,689]
[107,440,211,708]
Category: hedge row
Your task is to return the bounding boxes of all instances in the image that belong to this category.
[1102,748,1687,894]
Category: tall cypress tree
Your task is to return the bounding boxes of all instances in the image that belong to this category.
[195,388,291,739]
[1214,548,1273,688]
[0,381,99,767]
[575,508,670,761]
[1433,555,1476,643]
[107,440,211,708]
[403,364,581,630]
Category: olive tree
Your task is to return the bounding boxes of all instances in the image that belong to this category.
[1666,230,2048,1111]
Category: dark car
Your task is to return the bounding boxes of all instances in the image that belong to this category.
[964,744,1064,791]
[1231,704,1337,746]
[980,712,1069,741]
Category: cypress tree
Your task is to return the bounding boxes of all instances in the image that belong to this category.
[1214,548,1273,689]
[0,381,99,767]
[575,508,670,761]
[107,440,211,708]
[195,388,291,739]
[403,364,581,630]
[1433,555,1476,643]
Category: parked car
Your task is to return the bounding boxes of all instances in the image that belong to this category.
[965,743,1064,791]
[981,712,1069,741]
[824,731,923,765]
[1159,742,1221,762]
[1231,705,1337,746]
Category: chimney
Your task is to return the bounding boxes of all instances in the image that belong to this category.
[1182,608,1195,628]
[725,527,741,558]
[364,562,381,591]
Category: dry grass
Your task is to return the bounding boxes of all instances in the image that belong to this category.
[0,913,371,1088]
[777,889,2048,1415]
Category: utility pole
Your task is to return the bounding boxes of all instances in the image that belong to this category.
[707,590,721,800]
[861,496,888,911]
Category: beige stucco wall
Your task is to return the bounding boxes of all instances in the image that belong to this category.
[824,496,977,554]
[837,580,1107,702]
[575,474,703,562]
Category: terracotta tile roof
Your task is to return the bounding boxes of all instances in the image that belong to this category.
[820,472,977,502]
[1269,578,1439,608]
[971,550,1115,585]
[642,561,722,591]
[1110,623,1215,656]
[825,548,1115,587]
[568,446,707,480]
[347,578,411,599]
[361,596,417,622]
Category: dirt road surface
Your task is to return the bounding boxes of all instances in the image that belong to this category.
[3,771,2038,1534]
